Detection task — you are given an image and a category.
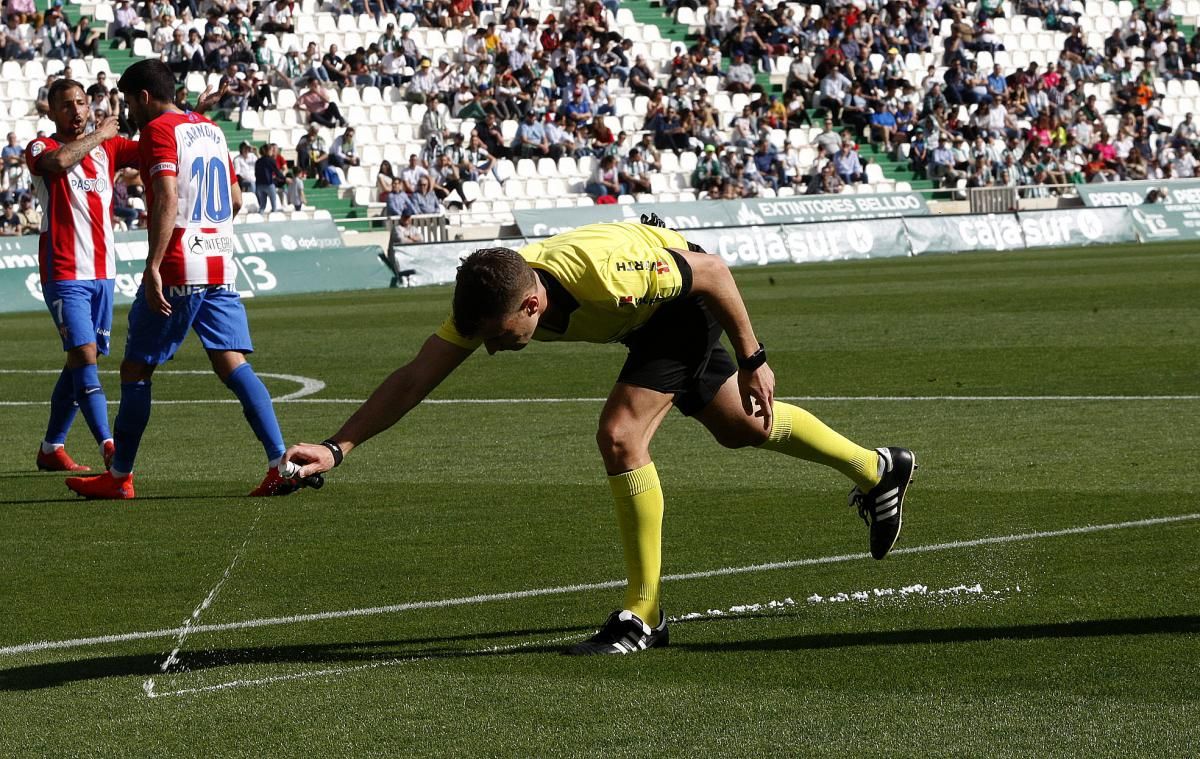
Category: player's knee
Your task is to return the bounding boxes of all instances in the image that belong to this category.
[208,350,246,382]
[596,423,644,466]
[119,361,153,384]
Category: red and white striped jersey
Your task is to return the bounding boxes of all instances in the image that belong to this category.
[140,111,238,287]
[27,134,139,283]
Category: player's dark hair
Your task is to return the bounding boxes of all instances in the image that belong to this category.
[452,247,535,338]
[117,59,176,103]
[47,78,85,108]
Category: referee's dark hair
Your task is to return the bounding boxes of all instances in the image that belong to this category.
[117,59,176,103]
[453,247,536,338]
[47,78,86,109]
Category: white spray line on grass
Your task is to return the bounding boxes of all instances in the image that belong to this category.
[153,505,266,678]
[145,582,1020,699]
[676,581,1022,618]
[0,369,325,402]
[143,503,268,698]
[3,394,1199,407]
[144,631,586,699]
[2,512,1196,659]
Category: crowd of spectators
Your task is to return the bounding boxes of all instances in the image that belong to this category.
[752,0,1200,194]
[7,0,1200,232]
[1,4,101,62]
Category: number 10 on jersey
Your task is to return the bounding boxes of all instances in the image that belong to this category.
[189,156,233,223]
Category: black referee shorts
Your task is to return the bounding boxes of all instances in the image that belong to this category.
[617,295,737,416]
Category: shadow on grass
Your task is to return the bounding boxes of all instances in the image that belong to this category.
[6,615,1199,691]
[0,622,597,691]
[676,614,1200,653]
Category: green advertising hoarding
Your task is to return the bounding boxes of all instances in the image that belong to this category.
[0,220,390,314]
[1015,207,1137,248]
[1076,179,1200,209]
[4,206,1168,314]
[904,213,1026,254]
[1127,206,1200,241]
[512,192,930,237]
[685,218,911,266]
[904,207,1135,255]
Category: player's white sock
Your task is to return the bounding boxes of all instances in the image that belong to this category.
[110,467,132,480]
[268,456,283,470]
[41,441,64,454]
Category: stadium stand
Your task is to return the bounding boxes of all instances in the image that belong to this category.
[3,0,1200,234]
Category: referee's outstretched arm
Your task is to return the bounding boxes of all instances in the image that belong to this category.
[283,334,472,477]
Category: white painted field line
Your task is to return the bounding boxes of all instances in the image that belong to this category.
[146,583,1020,699]
[3,394,1198,407]
[2,512,1197,658]
[0,369,324,402]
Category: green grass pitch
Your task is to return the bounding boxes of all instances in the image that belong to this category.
[1,243,1198,756]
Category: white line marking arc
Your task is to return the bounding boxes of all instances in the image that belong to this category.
[0,369,325,402]
[2,512,1196,658]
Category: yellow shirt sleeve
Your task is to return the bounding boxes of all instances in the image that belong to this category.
[434,314,483,351]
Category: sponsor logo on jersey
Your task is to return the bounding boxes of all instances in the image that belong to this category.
[617,293,669,307]
[615,260,665,272]
[186,231,234,256]
[614,260,671,275]
[69,176,108,193]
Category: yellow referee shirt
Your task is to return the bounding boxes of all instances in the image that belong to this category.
[436,222,693,350]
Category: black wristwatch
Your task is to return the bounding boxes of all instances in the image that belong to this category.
[320,439,344,467]
[737,343,767,371]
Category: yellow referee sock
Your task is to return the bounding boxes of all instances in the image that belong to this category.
[608,462,663,627]
[758,402,881,491]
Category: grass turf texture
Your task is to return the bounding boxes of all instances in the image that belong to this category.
[1,243,1198,756]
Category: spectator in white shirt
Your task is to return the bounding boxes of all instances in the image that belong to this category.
[233,142,257,192]
[725,52,755,94]
[329,128,361,170]
[619,148,652,194]
[498,17,521,52]
[406,58,442,104]
[400,154,430,194]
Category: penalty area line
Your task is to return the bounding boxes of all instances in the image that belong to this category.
[2,512,1198,659]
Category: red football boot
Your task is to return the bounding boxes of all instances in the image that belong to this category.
[102,439,115,470]
[248,467,301,497]
[66,471,135,500]
[37,446,90,472]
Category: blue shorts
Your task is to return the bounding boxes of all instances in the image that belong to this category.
[43,278,115,355]
[124,284,254,365]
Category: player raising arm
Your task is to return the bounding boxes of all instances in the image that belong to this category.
[29,80,139,472]
[285,219,917,654]
[67,60,299,500]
